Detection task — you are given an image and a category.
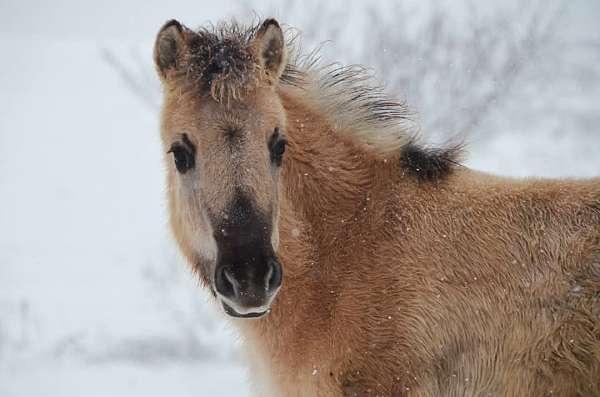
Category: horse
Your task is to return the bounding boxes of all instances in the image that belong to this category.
[153,18,600,397]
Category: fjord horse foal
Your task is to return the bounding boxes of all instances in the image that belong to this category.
[154,17,600,397]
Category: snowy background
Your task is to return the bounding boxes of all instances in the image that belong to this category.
[0,1,598,396]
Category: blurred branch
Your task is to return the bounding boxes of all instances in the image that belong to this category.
[362,0,566,140]
[101,47,160,112]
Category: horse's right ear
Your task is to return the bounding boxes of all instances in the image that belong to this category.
[252,19,287,83]
[154,19,188,79]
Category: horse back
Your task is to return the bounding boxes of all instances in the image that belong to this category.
[390,172,600,396]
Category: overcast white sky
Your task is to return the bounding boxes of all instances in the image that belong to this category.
[1,0,598,41]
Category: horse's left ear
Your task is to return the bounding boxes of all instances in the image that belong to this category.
[253,19,287,83]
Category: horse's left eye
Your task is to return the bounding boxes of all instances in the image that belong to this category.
[269,128,287,166]
[168,135,196,174]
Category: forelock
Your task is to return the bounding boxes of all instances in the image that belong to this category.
[177,21,264,103]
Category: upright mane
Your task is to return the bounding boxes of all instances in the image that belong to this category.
[281,53,414,155]
[180,19,460,176]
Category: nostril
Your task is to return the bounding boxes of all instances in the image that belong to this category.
[266,259,282,294]
[215,267,237,299]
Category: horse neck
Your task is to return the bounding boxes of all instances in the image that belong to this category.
[277,89,378,246]
[232,89,416,378]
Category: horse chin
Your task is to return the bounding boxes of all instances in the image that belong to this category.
[221,301,269,319]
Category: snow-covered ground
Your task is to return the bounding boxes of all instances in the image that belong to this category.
[0,1,598,396]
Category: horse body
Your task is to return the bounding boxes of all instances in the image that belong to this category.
[235,89,600,396]
[153,18,600,396]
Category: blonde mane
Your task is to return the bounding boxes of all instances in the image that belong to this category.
[281,49,415,154]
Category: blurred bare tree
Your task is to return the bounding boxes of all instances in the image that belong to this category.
[101,47,161,112]
[102,47,161,111]
[360,1,564,142]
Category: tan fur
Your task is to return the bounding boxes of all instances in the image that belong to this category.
[156,18,600,397]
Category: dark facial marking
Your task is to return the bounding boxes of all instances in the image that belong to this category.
[212,191,279,312]
[213,191,273,291]
[168,133,196,174]
[214,190,272,248]
[268,127,287,167]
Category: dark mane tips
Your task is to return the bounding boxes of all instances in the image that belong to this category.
[400,143,463,182]
[181,20,262,101]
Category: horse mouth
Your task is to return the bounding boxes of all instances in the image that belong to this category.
[221,301,269,319]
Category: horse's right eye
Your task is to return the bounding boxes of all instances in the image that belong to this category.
[168,135,195,174]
